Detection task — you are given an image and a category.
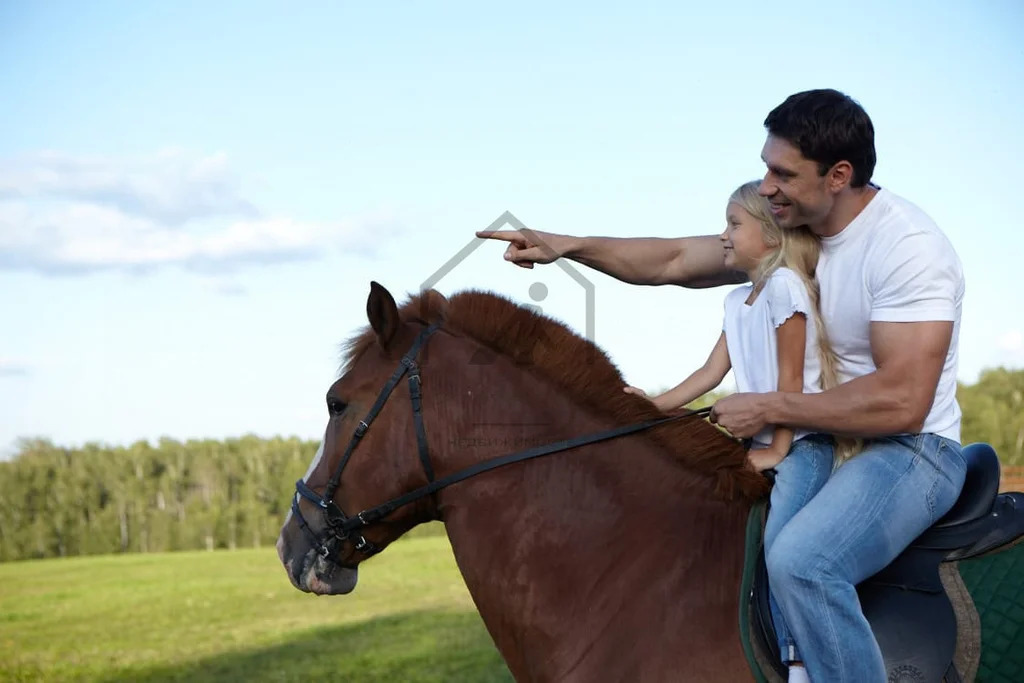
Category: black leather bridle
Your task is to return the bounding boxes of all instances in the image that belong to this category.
[291,321,713,568]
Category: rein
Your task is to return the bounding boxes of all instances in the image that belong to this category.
[291,322,715,566]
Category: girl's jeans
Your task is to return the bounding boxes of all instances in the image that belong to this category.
[763,435,835,665]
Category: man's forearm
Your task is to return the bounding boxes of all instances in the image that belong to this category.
[564,235,744,287]
[765,371,926,437]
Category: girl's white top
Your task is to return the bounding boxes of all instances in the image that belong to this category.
[722,267,821,447]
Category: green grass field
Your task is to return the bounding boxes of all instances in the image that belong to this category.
[0,530,513,682]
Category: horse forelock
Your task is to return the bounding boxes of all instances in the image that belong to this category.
[340,288,768,501]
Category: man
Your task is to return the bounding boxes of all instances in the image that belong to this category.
[478,89,966,682]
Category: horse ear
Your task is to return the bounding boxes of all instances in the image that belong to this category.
[367,281,400,350]
[417,288,449,322]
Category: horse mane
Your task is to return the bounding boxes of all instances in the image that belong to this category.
[344,289,768,502]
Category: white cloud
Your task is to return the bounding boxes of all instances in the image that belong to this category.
[0,358,30,377]
[0,151,405,275]
[0,150,257,225]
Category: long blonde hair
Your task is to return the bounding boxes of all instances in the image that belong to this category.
[728,181,860,465]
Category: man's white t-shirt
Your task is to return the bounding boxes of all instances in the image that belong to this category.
[817,187,964,442]
[723,267,822,446]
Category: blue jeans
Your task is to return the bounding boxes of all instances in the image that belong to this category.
[763,435,835,664]
[766,433,967,683]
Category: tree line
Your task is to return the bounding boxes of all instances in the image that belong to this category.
[0,435,312,562]
[1,367,1021,563]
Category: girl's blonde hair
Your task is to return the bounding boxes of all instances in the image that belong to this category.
[728,180,860,465]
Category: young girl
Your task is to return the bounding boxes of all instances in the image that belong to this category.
[625,180,849,682]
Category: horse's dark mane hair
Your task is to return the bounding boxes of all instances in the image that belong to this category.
[344,289,768,501]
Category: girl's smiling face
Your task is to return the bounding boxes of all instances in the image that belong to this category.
[720,202,772,275]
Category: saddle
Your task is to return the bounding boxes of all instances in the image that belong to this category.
[742,443,1024,683]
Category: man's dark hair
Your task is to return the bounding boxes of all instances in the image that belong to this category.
[764,89,876,188]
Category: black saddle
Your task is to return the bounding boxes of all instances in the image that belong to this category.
[750,443,1024,682]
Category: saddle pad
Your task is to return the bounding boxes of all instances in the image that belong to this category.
[957,541,1024,682]
[739,499,770,683]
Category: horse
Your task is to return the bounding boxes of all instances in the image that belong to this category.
[276,282,1023,682]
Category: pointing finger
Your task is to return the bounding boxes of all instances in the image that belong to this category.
[477,230,524,243]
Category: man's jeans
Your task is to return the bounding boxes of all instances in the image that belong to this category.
[766,433,967,683]
[763,435,835,665]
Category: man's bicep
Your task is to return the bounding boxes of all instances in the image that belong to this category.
[870,321,953,425]
[871,321,953,369]
[663,236,748,288]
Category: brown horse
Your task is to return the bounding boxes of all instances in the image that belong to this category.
[277,281,771,682]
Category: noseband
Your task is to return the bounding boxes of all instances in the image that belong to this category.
[291,322,441,564]
[291,321,713,568]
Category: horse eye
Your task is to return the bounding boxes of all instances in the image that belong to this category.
[327,398,347,417]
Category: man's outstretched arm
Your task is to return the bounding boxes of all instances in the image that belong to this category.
[570,235,747,287]
[476,229,746,287]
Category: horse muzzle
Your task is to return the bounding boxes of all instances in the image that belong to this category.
[277,524,359,595]
[298,550,359,595]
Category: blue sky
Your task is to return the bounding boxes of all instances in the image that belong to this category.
[1,1,1022,456]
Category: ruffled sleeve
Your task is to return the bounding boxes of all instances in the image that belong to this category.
[766,268,813,328]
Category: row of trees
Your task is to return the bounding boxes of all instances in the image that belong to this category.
[0,436,313,562]
[1,368,1021,563]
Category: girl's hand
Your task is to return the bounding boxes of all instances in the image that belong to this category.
[624,386,674,413]
[747,448,786,472]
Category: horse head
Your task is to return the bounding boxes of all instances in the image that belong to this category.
[277,281,449,595]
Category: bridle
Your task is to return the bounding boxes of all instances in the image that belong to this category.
[291,321,713,568]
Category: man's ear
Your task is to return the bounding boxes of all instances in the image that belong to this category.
[827,160,855,193]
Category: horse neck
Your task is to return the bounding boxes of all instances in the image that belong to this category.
[424,345,752,681]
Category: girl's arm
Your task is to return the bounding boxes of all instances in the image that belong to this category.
[632,332,731,412]
[748,313,807,471]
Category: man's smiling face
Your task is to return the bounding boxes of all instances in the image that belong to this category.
[758,134,834,234]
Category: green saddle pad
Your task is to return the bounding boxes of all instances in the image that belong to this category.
[958,541,1024,682]
[738,500,771,683]
[739,503,1024,682]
